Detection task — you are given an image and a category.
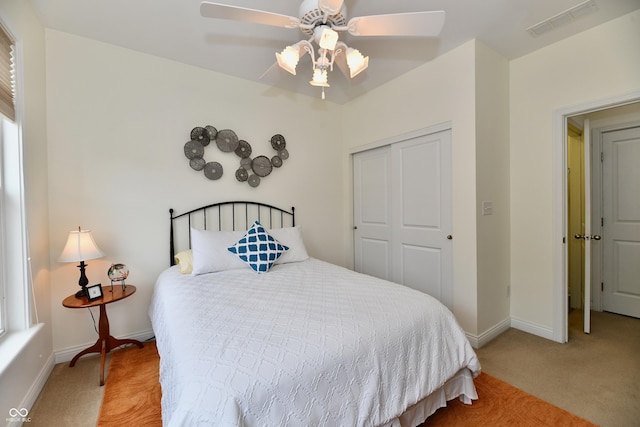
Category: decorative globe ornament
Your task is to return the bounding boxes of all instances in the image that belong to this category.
[108,263,129,292]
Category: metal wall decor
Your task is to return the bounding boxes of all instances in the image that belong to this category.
[183,126,289,187]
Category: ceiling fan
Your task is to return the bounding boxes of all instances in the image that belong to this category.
[200,0,445,99]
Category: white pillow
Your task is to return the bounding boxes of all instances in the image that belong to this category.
[268,226,309,264]
[190,228,248,275]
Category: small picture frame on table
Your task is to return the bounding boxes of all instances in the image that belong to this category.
[86,284,103,301]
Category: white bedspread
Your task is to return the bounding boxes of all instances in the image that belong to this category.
[149,258,481,427]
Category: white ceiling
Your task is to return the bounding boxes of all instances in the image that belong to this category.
[29,0,640,104]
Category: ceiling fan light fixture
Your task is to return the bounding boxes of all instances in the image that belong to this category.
[276,45,300,75]
[317,26,339,50]
[346,48,369,78]
[309,68,329,87]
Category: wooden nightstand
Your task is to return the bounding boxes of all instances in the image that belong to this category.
[62,285,144,386]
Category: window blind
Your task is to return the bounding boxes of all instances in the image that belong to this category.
[0,26,15,121]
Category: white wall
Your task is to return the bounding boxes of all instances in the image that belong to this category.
[0,0,52,419]
[45,30,346,357]
[340,41,482,335]
[475,41,511,336]
[509,10,640,335]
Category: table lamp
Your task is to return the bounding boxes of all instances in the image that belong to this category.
[59,226,104,298]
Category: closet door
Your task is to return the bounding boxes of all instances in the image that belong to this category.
[353,145,392,280]
[353,130,452,309]
[391,131,452,309]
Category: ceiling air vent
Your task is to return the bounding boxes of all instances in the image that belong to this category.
[526,0,598,37]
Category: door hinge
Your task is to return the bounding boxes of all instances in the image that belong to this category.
[601,282,604,292]
[601,217,604,227]
[601,152,604,162]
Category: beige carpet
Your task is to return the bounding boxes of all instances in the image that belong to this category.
[476,310,640,427]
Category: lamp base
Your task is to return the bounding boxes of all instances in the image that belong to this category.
[75,287,88,298]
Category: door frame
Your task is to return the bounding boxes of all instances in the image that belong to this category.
[552,89,640,343]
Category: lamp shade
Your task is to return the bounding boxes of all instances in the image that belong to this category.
[59,228,104,263]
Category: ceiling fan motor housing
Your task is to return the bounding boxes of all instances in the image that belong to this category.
[299,0,347,36]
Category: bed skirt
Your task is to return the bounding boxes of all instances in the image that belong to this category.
[384,368,478,427]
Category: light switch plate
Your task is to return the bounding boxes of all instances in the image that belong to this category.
[482,201,493,216]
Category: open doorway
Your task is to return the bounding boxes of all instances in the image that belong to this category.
[564,101,640,338]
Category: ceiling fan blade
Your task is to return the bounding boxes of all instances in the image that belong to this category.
[348,11,445,37]
[200,2,300,29]
[259,62,280,81]
[318,0,344,16]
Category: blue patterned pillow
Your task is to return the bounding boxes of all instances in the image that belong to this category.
[228,221,289,273]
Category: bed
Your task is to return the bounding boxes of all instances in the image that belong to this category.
[149,201,481,426]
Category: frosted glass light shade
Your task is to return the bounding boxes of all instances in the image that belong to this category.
[59,229,104,262]
[276,45,300,75]
[309,68,329,87]
[346,48,369,78]
[318,27,338,50]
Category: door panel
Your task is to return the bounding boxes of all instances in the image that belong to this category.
[360,238,390,280]
[401,244,442,300]
[602,126,640,318]
[399,141,441,228]
[353,146,392,280]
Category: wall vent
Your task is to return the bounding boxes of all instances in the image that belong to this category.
[526,0,598,37]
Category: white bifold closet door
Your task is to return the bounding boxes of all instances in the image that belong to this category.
[353,129,453,309]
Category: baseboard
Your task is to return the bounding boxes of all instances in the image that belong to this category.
[510,317,555,341]
[21,352,55,414]
[54,329,155,364]
[466,317,511,349]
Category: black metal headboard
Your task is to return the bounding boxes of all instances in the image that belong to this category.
[169,201,295,266]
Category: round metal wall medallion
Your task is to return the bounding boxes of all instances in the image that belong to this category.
[190,127,210,146]
[203,162,223,180]
[252,156,273,177]
[190,157,206,171]
[184,140,204,159]
[216,129,239,152]
[248,174,260,187]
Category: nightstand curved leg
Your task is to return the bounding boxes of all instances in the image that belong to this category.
[100,339,107,386]
[69,340,102,367]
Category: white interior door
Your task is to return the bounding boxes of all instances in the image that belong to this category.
[391,131,452,309]
[353,145,392,280]
[602,125,640,318]
[567,126,584,311]
[582,120,592,333]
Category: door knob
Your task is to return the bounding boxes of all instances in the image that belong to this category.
[574,234,602,241]
[446,235,453,240]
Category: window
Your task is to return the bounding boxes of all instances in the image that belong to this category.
[0,21,26,339]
